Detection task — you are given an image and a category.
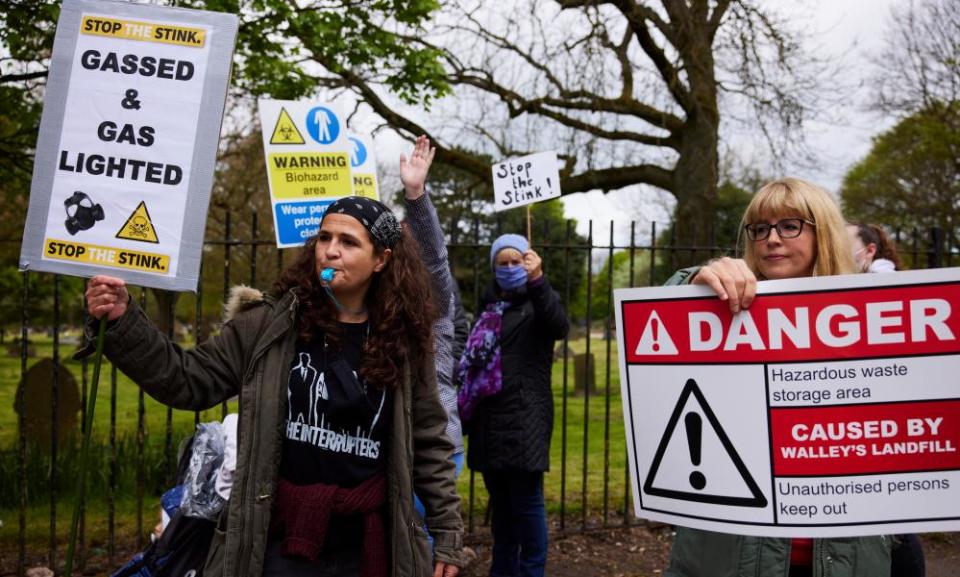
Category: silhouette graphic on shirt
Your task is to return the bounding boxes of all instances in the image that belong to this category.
[286,351,388,457]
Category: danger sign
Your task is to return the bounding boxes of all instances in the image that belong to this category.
[615,268,960,537]
[18,0,238,292]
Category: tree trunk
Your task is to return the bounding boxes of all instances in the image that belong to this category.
[670,19,721,269]
[672,112,719,268]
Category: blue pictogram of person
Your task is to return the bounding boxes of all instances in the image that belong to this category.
[306,106,339,144]
[349,136,367,168]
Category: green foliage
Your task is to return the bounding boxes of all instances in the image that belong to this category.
[184,0,449,104]
[0,271,85,334]
[0,2,57,242]
[0,0,448,247]
[644,180,751,285]
[570,250,652,323]
[841,103,960,234]
[714,181,754,252]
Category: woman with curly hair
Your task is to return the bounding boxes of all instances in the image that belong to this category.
[83,193,464,577]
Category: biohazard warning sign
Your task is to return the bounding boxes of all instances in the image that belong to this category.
[615,268,960,537]
[115,201,158,243]
[257,98,353,248]
[269,108,305,145]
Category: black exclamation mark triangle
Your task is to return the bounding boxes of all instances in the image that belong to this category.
[685,412,706,490]
[643,378,767,507]
[651,316,660,352]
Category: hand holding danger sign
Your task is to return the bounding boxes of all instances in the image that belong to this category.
[400,134,436,201]
[523,249,543,282]
[691,257,757,313]
[85,275,130,321]
[433,560,459,577]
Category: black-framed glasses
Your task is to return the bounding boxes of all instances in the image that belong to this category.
[744,218,815,241]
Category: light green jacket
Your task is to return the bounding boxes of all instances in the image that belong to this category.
[662,267,891,577]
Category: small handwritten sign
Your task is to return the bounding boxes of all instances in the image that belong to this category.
[491,151,561,212]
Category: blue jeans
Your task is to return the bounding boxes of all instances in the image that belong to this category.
[482,470,547,577]
[413,452,464,550]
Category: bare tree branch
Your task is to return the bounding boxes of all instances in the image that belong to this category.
[612,1,693,111]
[0,70,47,83]
[870,0,960,116]
[707,0,732,39]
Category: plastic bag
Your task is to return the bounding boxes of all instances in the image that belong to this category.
[180,421,226,520]
[214,413,239,500]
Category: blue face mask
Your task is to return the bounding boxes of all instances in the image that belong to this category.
[495,265,528,290]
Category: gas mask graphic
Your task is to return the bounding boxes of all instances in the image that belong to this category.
[64,191,104,235]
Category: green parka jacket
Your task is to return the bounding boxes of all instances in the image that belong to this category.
[80,287,464,577]
[662,267,891,577]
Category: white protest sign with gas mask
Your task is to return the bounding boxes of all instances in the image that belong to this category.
[19,0,237,292]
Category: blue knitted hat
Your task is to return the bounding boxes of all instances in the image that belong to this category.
[490,233,529,269]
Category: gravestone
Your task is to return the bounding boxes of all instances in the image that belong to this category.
[553,343,574,362]
[14,358,80,446]
[573,352,596,396]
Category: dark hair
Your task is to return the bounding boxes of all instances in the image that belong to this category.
[853,223,902,270]
[272,223,436,388]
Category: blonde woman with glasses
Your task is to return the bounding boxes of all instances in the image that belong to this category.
[662,178,890,577]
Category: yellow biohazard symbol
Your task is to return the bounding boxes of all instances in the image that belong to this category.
[115,201,159,243]
[270,108,305,145]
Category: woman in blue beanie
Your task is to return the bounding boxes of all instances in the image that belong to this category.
[457,234,569,577]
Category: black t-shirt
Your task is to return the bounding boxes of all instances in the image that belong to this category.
[279,321,393,487]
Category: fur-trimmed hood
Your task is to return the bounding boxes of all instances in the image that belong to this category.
[223,285,266,323]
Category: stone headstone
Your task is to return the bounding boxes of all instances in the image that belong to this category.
[553,343,574,362]
[14,358,81,446]
[572,352,596,396]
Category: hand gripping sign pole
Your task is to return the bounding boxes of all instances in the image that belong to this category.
[16,1,238,573]
[527,205,532,242]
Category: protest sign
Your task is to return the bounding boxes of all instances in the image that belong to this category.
[491,151,561,212]
[348,133,380,200]
[258,99,353,248]
[615,268,960,537]
[19,0,238,292]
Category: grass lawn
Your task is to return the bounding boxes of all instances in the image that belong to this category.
[0,335,235,448]
[2,332,634,555]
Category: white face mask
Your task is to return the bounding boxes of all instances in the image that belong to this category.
[853,247,870,272]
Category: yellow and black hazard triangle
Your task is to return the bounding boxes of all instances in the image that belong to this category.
[270,107,305,145]
[115,201,159,243]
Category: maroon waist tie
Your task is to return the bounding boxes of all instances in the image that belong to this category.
[273,473,387,577]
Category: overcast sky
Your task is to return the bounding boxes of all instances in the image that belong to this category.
[367,1,904,246]
[557,0,901,242]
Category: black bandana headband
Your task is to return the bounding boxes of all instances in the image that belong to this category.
[320,196,402,249]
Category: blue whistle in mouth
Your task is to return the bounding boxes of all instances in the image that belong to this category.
[319,268,336,285]
[319,268,343,310]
